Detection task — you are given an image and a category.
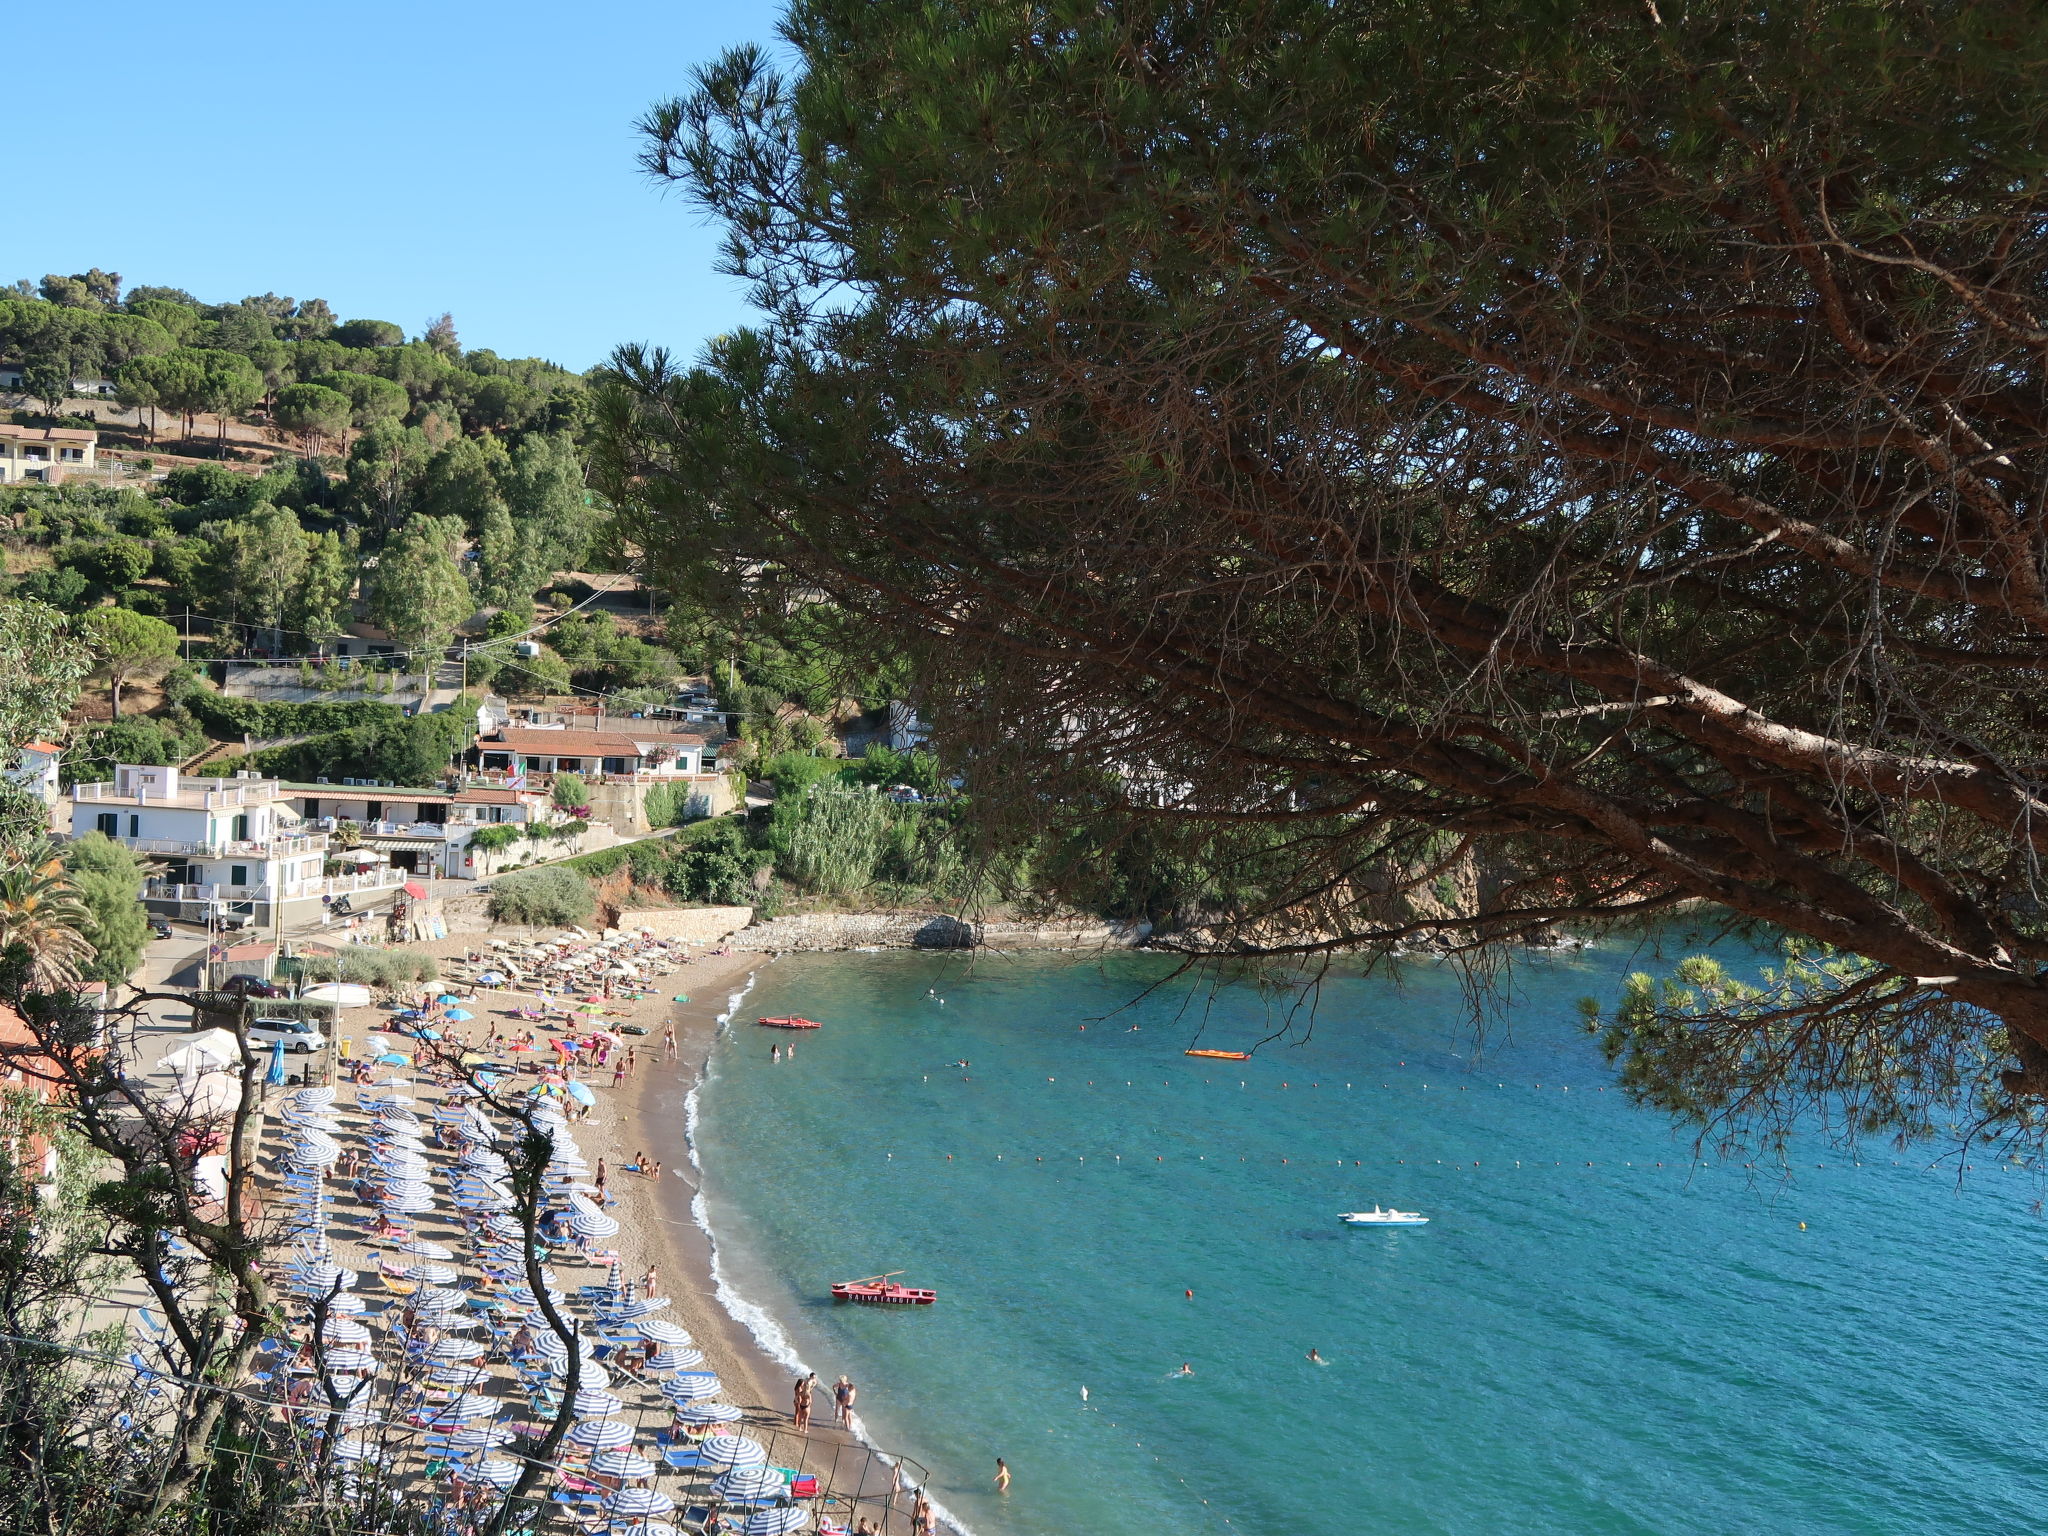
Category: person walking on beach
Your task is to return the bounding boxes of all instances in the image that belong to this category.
[626,1046,637,1075]
[595,1159,609,1202]
[994,1459,1011,1494]
[612,1058,627,1087]
[643,1265,661,1298]
[663,1025,677,1060]
[833,1375,856,1423]
[912,1486,934,1536]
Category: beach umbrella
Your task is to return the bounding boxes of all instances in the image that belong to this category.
[330,1437,385,1464]
[438,994,462,1006]
[445,1008,474,1022]
[564,1081,597,1107]
[318,1346,377,1372]
[428,1392,499,1423]
[449,1424,515,1452]
[711,1468,790,1502]
[607,1298,671,1321]
[397,1239,454,1259]
[590,1449,659,1480]
[673,1402,744,1427]
[266,1038,288,1087]
[374,1051,411,1066]
[288,1262,355,1294]
[463,1458,522,1488]
[378,1189,435,1214]
[565,1418,635,1451]
[662,1373,723,1402]
[402,1263,457,1284]
[604,1489,676,1519]
[413,1286,468,1314]
[430,1337,486,1362]
[638,1320,693,1345]
[317,1318,371,1345]
[699,1435,768,1471]
[573,1388,626,1417]
[571,1210,620,1238]
[483,1213,525,1242]
[736,1507,811,1536]
[326,1293,368,1315]
[286,1086,336,1108]
[646,1346,707,1372]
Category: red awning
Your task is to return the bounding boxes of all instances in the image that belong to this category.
[402,881,428,899]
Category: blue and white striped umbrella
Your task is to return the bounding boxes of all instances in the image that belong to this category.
[637,1320,693,1345]
[316,1318,371,1344]
[448,1424,515,1452]
[463,1457,522,1488]
[565,1418,635,1450]
[590,1449,659,1480]
[603,1489,675,1518]
[288,1262,356,1293]
[318,1346,376,1372]
[647,1347,707,1372]
[710,1468,788,1502]
[397,1238,454,1259]
[378,1190,436,1214]
[412,1286,468,1314]
[330,1436,385,1463]
[736,1505,811,1535]
[698,1435,769,1471]
[672,1402,744,1427]
[572,1388,626,1416]
[426,1392,498,1423]
[402,1263,458,1284]
[661,1373,723,1403]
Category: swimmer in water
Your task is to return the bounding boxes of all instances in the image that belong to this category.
[1171,1362,1195,1378]
[1307,1349,1326,1365]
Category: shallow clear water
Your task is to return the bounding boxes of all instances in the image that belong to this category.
[689,945,2048,1536]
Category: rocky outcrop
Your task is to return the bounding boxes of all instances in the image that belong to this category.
[726,911,1149,952]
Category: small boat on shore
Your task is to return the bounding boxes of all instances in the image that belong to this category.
[1186,1048,1250,1061]
[831,1272,936,1305]
[1340,1207,1429,1226]
[757,1016,823,1030]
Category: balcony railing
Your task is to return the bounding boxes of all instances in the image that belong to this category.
[126,833,329,859]
[73,779,282,810]
[145,867,406,906]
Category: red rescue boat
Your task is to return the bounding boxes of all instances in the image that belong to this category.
[757,1016,824,1030]
[831,1272,936,1306]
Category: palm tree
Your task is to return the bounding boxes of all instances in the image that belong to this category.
[0,846,97,990]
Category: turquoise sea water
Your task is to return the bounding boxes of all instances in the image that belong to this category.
[688,945,2048,1536]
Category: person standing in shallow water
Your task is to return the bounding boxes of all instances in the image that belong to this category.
[994,1458,1011,1494]
[833,1375,856,1423]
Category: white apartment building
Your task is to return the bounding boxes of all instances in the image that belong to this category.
[68,765,406,926]
[278,782,549,879]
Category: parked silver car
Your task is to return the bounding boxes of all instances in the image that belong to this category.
[248,1017,329,1054]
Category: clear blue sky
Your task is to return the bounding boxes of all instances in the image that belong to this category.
[3,0,789,371]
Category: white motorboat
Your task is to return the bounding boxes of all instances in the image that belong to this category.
[1339,1206,1428,1226]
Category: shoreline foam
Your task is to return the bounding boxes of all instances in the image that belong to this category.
[672,964,982,1536]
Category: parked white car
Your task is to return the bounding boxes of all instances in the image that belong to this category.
[248,1017,329,1054]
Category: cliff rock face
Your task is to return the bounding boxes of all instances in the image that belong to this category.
[727,912,1150,952]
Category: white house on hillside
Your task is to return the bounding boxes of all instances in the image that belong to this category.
[67,765,406,927]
